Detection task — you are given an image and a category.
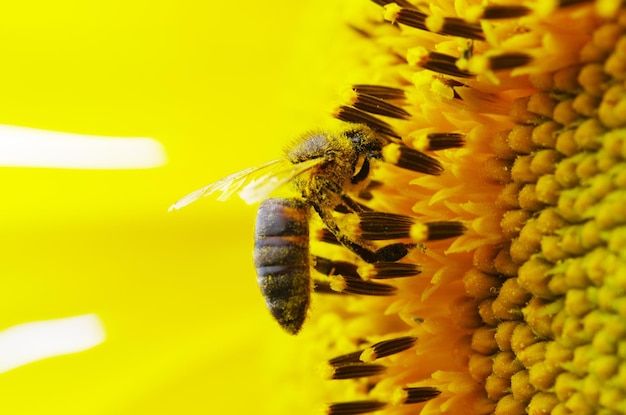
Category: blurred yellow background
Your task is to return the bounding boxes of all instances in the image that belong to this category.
[0,0,372,413]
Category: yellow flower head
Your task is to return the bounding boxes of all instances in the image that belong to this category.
[288,1,626,414]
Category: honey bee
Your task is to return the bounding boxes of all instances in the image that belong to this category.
[170,125,448,334]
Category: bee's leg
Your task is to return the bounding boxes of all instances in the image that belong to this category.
[309,176,415,262]
[350,155,373,185]
[333,201,373,214]
[314,176,365,214]
[374,243,416,262]
[340,191,365,213]
[311,201,414,263]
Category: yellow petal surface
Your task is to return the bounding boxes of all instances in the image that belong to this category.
[0,1,361,414]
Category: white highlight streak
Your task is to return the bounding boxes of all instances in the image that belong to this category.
[0,314,106,373]
[0,125,167,169]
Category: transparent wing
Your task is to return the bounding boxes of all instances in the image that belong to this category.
[169,157,322,211]
[238,157,322,204]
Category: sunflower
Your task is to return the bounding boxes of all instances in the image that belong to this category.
[3,0,624,414]
[293,1,626,414]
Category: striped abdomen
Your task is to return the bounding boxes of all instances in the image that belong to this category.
[254,198,310,335]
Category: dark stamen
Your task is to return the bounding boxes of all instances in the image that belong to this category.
[423,221,467,240]
[441,78,467,99]
[559,0,593,7]
[354,213,466,241]
[357,211,415,240]
[313,280,342,294]
[331,363,386,379]
[371,336,417,359]
[392,8,483,40]
[341,277,397,296]
[352,93,411,119]
[402,387,442,404]
[329,351,363,366]
[481,5,531,19]
[488,53,533,70]
[367,262,422,278]
[390,8,427,31]
[366,180,383,190]
[371,0,416,9]
[327,400,387,415]
[359,180,383,200]
[329,336,417,366]
[334,106,400,138]
[352,84,406,101]
[357,188,374,201]
[347,24,373,39]
[421,51,473,78]
[438,17,484,40]
[383,143,444,175]
[313,256,360,278]
[425,132,465,150]
[375,242,416,262]
[316,228,340,245]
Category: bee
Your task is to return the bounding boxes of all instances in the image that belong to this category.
[170,125,448,334]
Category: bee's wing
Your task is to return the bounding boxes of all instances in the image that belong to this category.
[238,157,322,204]
[169,157,322,210]
[169,159,283,211]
